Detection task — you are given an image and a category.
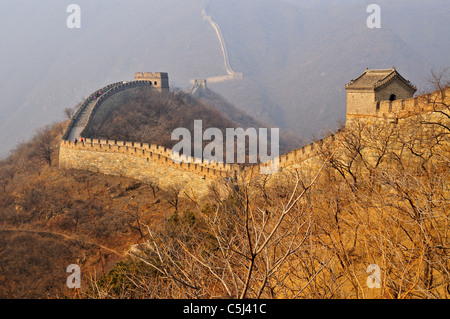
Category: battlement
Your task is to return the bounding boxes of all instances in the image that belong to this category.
[258,130,341,172]
[59,70,449,198]
[59,137,239,196]
[349,86,450,120]
[189,79,209,96]
[346,68,417,119]
[193,79,207,86]
[78,138,235,172]
[134,72,169,92]
[260,86,449,172]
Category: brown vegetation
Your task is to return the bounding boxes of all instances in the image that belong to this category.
[82,87,245,150]
[86,78,450,299]
[0,71,448,299]
[81,87,297,157]
[0,123,197,298]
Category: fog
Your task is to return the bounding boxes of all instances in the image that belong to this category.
[0,0,448,156]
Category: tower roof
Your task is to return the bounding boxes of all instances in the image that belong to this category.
[345,68,416,92]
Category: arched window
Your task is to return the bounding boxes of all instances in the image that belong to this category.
[389,94,396,102]
[154,81,158,86]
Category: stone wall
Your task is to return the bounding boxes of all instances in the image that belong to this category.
[266,87,450,173]
[59,85,449,199]
[79,80,171,138]
[376,88,448,118]
[62,82,125,140]
[59,139,239,198]
[375,78,415,101]
[347,87,450,120]
[346,90,376,117]
[134,72,169,92]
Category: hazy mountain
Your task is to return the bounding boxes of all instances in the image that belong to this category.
[0,0,448,156]
[205,0,448,138]
[189,81,304,152]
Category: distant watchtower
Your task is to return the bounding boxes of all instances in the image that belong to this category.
[345,68,416,119]
[134,72,169,92]
[189,79,208,96]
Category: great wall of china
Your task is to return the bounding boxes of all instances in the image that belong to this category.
[59,70,450,198]
[60,72,241,197]
[200,9,243,84]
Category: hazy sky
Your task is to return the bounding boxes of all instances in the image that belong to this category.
[0,0,448,156]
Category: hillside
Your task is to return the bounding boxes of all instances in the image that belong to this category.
[1,83,449,299]
[85,86,450,299]
[81,86,300,156]
[189,81,270,130]
[0,0,448,299]
[0,123,198,298]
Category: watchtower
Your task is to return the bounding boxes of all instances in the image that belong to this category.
[134,72,169,92]
[189,79,208,96]
[345,67,416,119]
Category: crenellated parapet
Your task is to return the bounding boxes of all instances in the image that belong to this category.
[59,136,241,198]
[260,86,449,173]
[375,87,449,118]
[134,72,169,92]
[59,71,449,198]
[348,86,450,120]
[62,81,125,140]
[62,138,237,177]
[59,139,237,198]
[79,80,169,138]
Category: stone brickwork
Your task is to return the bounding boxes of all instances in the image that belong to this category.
[261,86,450,174]
[62,81,126,140]
[134,72,169,92]
[374,79,415,101]
[345,68,417,119]
[59,138,239,198]
[59,70,449,199]
[79,80,171,138]
[352,87,449,120]
[346,90,376,117]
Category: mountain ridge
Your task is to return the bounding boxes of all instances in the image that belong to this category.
[0,0,448,155]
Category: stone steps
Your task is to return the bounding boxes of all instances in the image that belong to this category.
[67,99,98,141]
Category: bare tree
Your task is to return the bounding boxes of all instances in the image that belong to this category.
[30,126,57,166]
[86,80,449,299]
[316,110,450,299]
[64,107,75,120]
[0,173,8,192]
[424,67,450,94]
[124,203,145,238]
[418,68,450,134]
[0,160,16,183]
[147,178,160,198]
[166,185,182,212]
[113,145,343,299]
[64,101,83,120]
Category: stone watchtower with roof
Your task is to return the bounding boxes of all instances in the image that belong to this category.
[345,67,417,119]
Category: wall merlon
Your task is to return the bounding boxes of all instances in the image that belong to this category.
[348,86,450,120]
